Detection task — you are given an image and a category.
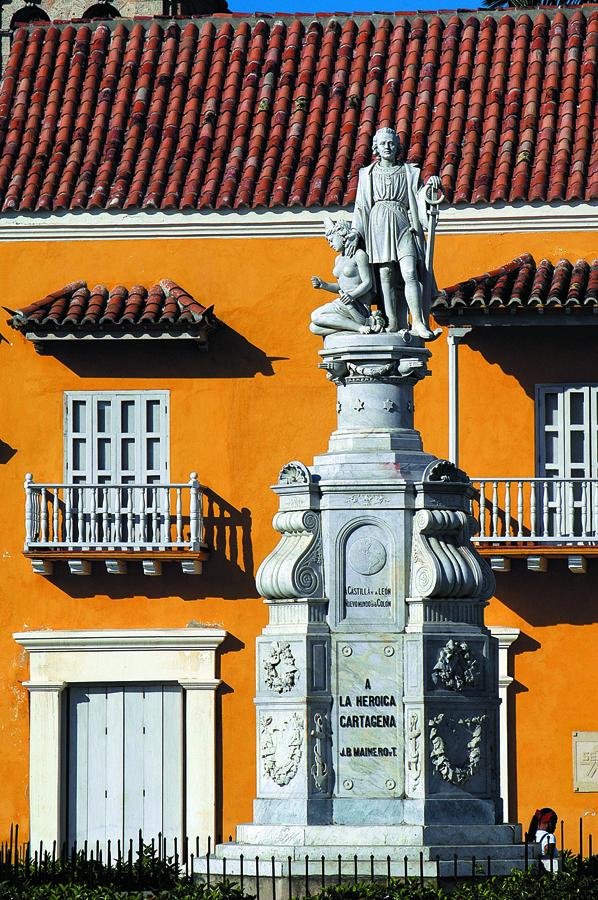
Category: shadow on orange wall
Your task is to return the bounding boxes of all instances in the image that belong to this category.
[0,440,17,464]
[494,565,598,626]
[36,324,285,380]
[215,633,247,844]
[39,491,258,601]
[465,327,595,400]
[507,633,541,822]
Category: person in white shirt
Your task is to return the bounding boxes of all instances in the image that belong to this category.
[527,807,558,871]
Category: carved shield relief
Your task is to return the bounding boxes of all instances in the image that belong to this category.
[259,711,304,793]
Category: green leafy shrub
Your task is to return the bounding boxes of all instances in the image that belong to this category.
[0,856,597,899]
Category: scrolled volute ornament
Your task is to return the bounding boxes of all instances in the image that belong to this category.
[410,508,495,599]
[256,508,324,600]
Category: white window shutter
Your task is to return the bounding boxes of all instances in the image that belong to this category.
[64,392,169,483]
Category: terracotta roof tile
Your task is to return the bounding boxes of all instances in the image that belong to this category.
[2,9,598,212]
[434,254,598,319]
[7,278,217,335]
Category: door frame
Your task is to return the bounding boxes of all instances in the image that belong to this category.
[13,629,225,851]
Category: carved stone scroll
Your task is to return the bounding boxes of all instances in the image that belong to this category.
[256,509,324,600]
[310,712,329,793]
[407,711,422,792]
[410,509,494,599]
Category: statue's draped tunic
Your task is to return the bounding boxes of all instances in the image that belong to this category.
[366,165,417,265]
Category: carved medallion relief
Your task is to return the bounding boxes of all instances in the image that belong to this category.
[341,524,393,623]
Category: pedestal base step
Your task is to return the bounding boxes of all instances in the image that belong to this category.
[236,822,522,847]
[194,845,542,894]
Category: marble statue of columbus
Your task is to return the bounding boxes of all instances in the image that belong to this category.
[345,127,442,340]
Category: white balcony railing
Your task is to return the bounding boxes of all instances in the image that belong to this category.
[24,473,204,552]
[471,477,598,545]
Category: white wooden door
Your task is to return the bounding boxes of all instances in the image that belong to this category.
[67,684,183,851]
[537,384,598,535]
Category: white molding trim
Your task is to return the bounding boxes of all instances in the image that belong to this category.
[0,202,596,241]
[14,628,226,652]
[14,628,226,852]
[489,626,520,824]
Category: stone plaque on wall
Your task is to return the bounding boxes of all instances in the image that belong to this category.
[573,731,598,793]
[335,639,401,796]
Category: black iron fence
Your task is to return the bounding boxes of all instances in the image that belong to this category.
[0,818,594,895]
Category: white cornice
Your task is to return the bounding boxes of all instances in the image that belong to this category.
[0,202,596,241]
[13,628,227,652]
[488,626,521,649]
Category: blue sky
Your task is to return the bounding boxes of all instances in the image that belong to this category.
[230,0,482,13]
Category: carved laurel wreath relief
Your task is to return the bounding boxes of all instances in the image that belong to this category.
[261,713,303,787]
[431,639,477,692]
[263,641,298,693]
[428,713,486,785]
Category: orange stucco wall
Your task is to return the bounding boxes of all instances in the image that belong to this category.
[0,227,596,850]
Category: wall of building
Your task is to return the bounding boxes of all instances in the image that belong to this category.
[0,226,596,846]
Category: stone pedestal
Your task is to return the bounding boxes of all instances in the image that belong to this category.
[196,333,530,880]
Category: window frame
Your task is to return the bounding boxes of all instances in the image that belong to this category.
[535,383,598,479]
[63,390,170,484]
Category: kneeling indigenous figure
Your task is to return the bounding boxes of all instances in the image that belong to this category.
[343,126,442,340]
[310,218,385,336]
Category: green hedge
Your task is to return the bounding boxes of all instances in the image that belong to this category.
[1,867,598,900]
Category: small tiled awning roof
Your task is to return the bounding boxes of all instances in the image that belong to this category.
[7,279,217,345]
[2,8,598,213]
[434,254,598,325]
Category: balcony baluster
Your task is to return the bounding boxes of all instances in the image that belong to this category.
[470,477,598,548]
[23,477,206,555]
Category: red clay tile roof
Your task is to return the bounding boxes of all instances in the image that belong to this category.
[7,279,217,334]
[434,254,598,319]
[2,9,598,212]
